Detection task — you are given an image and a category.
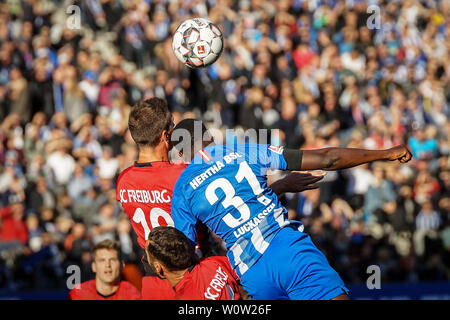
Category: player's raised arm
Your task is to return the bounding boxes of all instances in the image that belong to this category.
[283,145,412,171]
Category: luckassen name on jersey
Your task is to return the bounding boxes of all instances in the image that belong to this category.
[233,203,278,239]
[118,189,171,204]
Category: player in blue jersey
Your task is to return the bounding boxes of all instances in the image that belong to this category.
[170,119,412,300]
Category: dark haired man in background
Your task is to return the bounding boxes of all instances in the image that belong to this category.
[68,239,141,300]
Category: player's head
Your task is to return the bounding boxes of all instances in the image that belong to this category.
[145,226,197,279]
[171,119,213,161]
[128,98,174,151]
[92,240,124,285]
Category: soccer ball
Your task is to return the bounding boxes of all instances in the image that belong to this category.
[172,18,224,68]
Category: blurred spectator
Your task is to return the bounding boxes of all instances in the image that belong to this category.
[96,146,119,180]
[0,0,448,291]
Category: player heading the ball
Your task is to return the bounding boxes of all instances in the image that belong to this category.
[170,119,412,300]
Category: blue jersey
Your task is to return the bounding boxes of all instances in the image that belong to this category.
[171,143,302,277]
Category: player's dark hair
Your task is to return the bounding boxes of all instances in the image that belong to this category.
[172,118,210,154]
[128,98,172,148]
[93,239,121,259]
[146,226,197,271]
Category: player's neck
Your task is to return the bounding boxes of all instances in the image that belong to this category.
[137,145,169,163]
[96,278,119,297]
[166,269,189,288]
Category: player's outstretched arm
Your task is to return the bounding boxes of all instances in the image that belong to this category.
[299,145,412,171]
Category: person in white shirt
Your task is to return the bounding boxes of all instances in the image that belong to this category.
[96,146,119,179]
[46,145,76,186]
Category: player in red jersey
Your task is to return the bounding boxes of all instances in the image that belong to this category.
[116,99,183,251]
[68,240,141,300]
[141,227,241,300]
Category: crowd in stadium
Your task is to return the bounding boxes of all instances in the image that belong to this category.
[0,0,449,293]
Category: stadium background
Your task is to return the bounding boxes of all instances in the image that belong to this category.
[0,0,449,299]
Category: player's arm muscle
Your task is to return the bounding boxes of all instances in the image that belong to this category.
[284,145,412,171]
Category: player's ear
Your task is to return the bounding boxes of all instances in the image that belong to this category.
[145,251,151,267]
[91,261,96,274]
[162,130,171,148]
[154,262,165,279]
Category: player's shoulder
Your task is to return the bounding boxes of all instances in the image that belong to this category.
[169,161,189,173]
[116,164,136,185]
[197,256,232,273]
[68,279,96,300]
[200,255,229,264]
[173,162,199,189]
[141,276,175,300]
[78,279,96,290]
[118,162,186,182]
[225,142,272,158]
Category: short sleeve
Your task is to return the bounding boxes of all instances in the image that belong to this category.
[241,144,287,171]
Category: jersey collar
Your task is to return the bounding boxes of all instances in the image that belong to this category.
[134,161,171,167]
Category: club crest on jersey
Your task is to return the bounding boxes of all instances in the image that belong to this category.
[268,145,283,155]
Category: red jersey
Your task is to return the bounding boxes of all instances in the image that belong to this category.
[68,280,141,300]
[141,256,241,300]
[116,162,187,249]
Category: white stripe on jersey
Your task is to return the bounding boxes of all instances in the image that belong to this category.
[250,227,270,255]
[198,149,211,162]
[231,242,249,275]
[274,207,290,228]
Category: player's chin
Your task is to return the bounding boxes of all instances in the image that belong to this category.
[102,273,117,282]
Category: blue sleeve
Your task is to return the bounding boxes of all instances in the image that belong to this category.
[171,184,198,246]
[241,143,287,171]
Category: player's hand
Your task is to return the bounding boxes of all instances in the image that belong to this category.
[387,145,413,163]
[275,171,326,194]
